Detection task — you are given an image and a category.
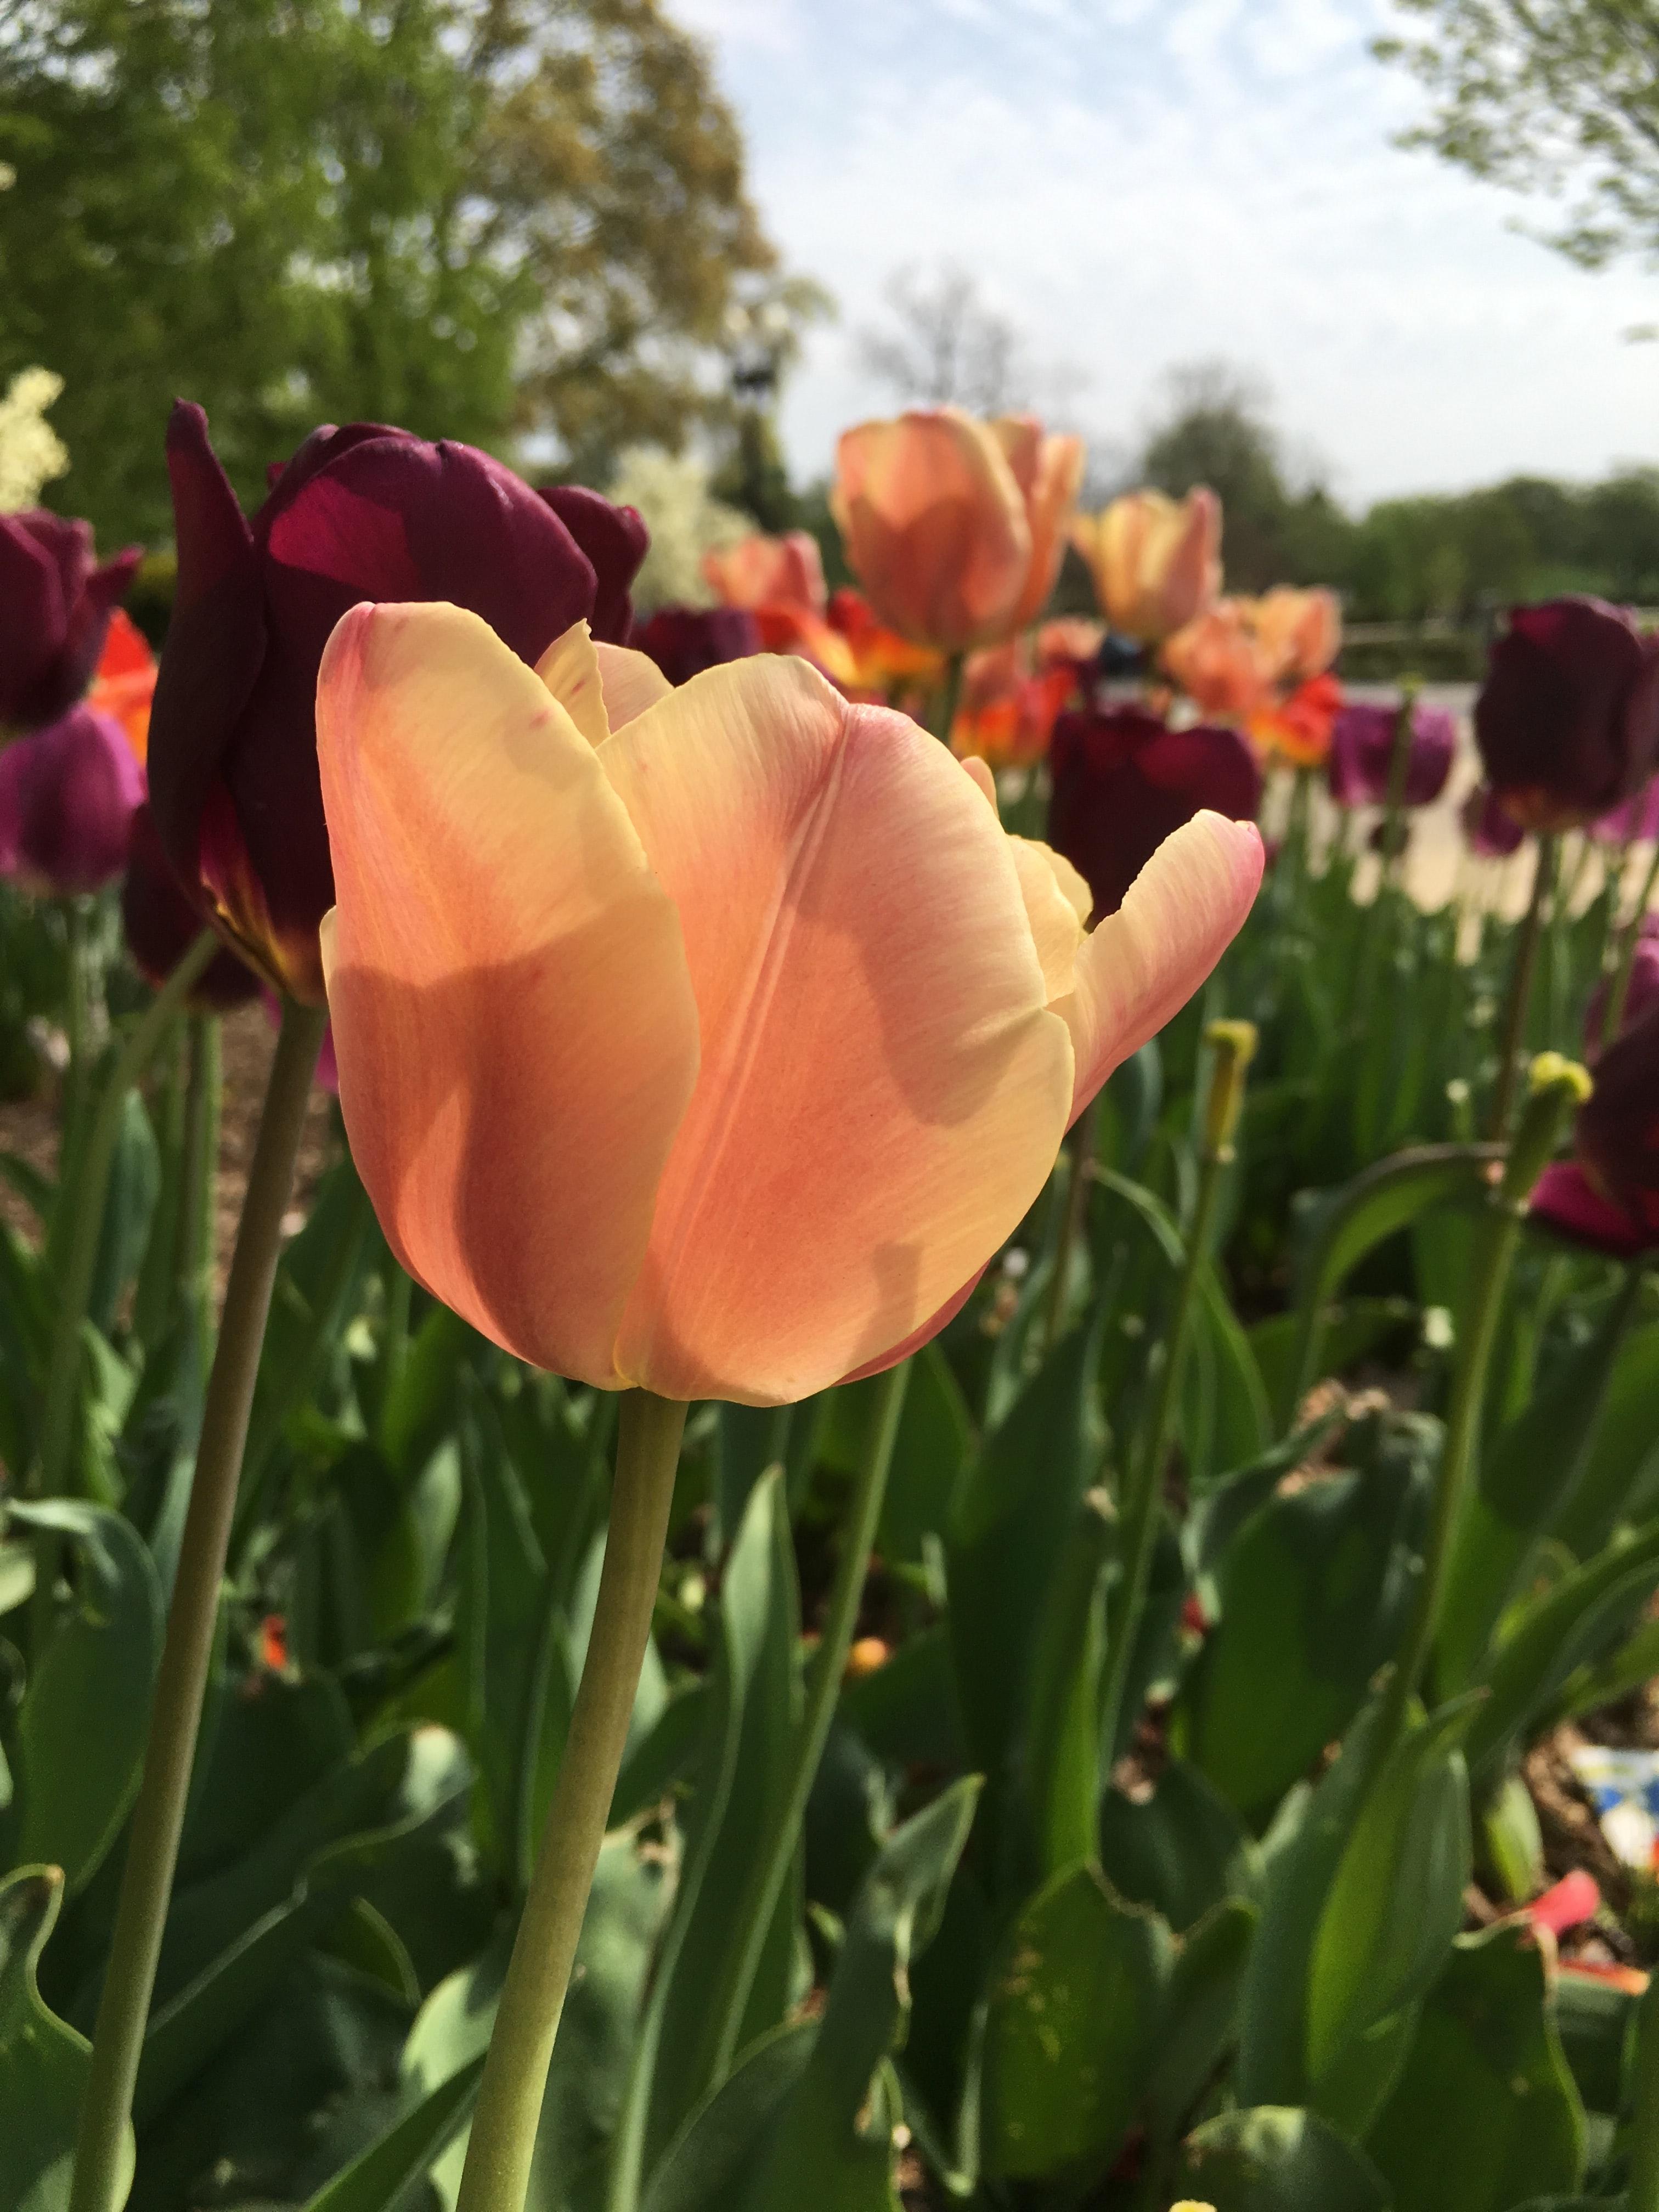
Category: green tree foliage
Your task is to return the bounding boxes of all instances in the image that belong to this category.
[0,0,784,544]
[1376,0,1659,268]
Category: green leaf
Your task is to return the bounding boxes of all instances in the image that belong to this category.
[1172,2104,1389,2212]
[1367,1925,1585,2212]
[1551,1318,1659,1560]
[979,1861,1173,2185]
[376,1303,473,1479]
[640,2023,816,2212]
[0,1500,163,1893]
[0,1864,133,2212]
[1554,1966,1638,2116]
[1099,1758,1262,1936]
[87,1086,160,1339]
[1146,1897,1257,2140]
[1023,1493,1112,1882]
[300,2054,484,2209]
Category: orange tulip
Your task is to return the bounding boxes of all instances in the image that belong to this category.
[827,588,945,698]
[1255,587,1341,686]
[702,530,827,615]
[1161,599,1279,721]
[951,639,1076,769]
[1249,673,1344,768]
[1071,488,1221,644]
[832,408,1082,654]
[88,607,157,762]
[317,603,1261,1404]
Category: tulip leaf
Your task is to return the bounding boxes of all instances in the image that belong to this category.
[1172,2104,1389,2212]
[1550,1316,1659,1560]
[639,2023,816,2212]
[0,1864,133,2212]
[979,1861,1173,2186]
[1098,1757,1262,1936]
[300,2052,484,2210]
[376,1301,474,1480]
[1146,1896,1258,2142]
[0,1498,163,1894]
[86,1085,160,1339]
[1366,1926,1585,2212]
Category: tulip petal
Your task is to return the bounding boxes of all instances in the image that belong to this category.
[1058,811,1262,1124]
[595,642,672,730]
[534,620,611,747]
[601,656,1075,1403]
[1008,836,1086,1002]
[317,601,700,1388]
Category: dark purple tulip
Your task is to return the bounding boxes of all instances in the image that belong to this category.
[1460,782,1526,860]
[1047,704,1262,921]
[0,512,141,732]
[121,804,261,1011]
[146,403,649,1005]
[1328,699,1455,810]
[635,606,763,687]
[1585,916,1659,1060]
[1475,597,1659,833]
[0,705,144,895]
[1532,999,1659,1257]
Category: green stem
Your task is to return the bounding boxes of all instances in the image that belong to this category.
[1605,839,1659,1047]
[1487,832,1559,1140]
[69,997,326,2212]
[33,933,217,1504]
[178,1013,223,1375]
[1630,1959,1659,2212]
[61,896,90,1136]
[456,1390,689,2212]
[1376,683,1419,895]
[703,1358,912,2089]
[1044,1099,1098,1351]
[931,651,966,744]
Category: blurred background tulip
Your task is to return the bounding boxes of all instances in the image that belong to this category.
[636,605,763,684]
[1161,598,1278,720]
[701,529,827,613]
[1328,697,1457,809]
[1533,997,1659,1256]
[87,608,159,761]
[0,703,144,896]
[1593,774,1659,846]
[1585,915,1659,1060]
[0,509,140,734]
[826,586,944,702]
[1254,585,1341,687]
[831,407,1079,653]
[949,639,1077,768]
[121,804,261,1011]
[146,402,648,1005]
[1047,704,1263,919]
[317,606,1260,1404]
[1462,780,1527,859]
[1475,596,1659,832]
[1071,486,1220,644]
[1250,673,1344,768]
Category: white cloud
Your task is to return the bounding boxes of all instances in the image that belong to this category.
[692,0,1658,504]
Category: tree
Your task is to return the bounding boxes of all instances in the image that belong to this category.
[1376,1,1659,267]
[1139,362,1312,592]
[0,0,792,543]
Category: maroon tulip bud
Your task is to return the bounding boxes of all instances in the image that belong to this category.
[1585,916,1659,1061]
[1047,704,1262,921]
[0,511,141,733]
[0,705,144,895]
[121,805,261,1011]
[635,605,763,687]
[1475,597,1659,833]
[146,403,649,1005]
[1532,1000,1659,1257]
[1460,782,1526,860]
[1328,699,1455,810]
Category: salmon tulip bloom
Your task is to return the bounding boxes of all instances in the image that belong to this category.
[951,640,1077,769]
[317,605,1261,1404]
[1071,488,1221,645]
[832,409,1082,654]
[702,531,827,614]
[1255,587,1341,686]
[1476,597,1659,832]
[1162,600,1278,721]
[0,510,141,736]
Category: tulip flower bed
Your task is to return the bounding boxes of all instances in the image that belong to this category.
[4,400,1659,2212]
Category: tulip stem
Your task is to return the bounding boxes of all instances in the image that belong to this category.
[178,1013,223,1373]
[1629,1965,1659,2212]
[69,996,325,2212]
[1377,682,1419,893]
[701,1358,912,2094]
[1605,839,1659,1047]
[1097,1024,1253,1765]
[1045,1100,1098,1351]
[456,1389,688,2212]
[33,932,218,1508]
[1488,832,1559,1140]
[932,652,966,745]
[61,894,91,1137]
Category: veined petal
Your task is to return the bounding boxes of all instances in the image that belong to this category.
[601,656,1074,1403]
[595,641,672,729]
[534,620,611,746]
[1057,811,1262,1124]
[317,601,700,1387]
[1007,835,1087,1002]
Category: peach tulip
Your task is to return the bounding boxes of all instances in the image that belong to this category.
[702,531,827,615]
[950,639,1076,769]
[1255,587,1341,686]
[832,409,1083,654]
[317,604,1261,1406]
[1161,600,1279,721]
[1072,488,1221,644]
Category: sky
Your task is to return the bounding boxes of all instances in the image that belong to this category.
[672,0,1658,511]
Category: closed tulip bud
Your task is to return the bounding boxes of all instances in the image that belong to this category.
[1047,705,1263,921]
[0,511,140,733]
[832,408,1082,654]
[1475,597,1659,832]
[1328,699,1456,809]
[317,608,1262,1404]
[701,531,827,614]
[636,606,762,686]
[1461,781,1526,859]
[1071,487,1221,644]
[146,402,648,1006]
[1532,1001,1659,1256]
[0,704,144,895]
[121,804,261,1011]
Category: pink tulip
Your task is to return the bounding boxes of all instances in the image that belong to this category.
[702,531,827,615]
[1071,488,1221,644]
[317,606,1261,1404]
[832,409,1083,654]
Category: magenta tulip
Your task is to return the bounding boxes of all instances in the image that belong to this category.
[0,705,144,895]
[1328,699,1455,809]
